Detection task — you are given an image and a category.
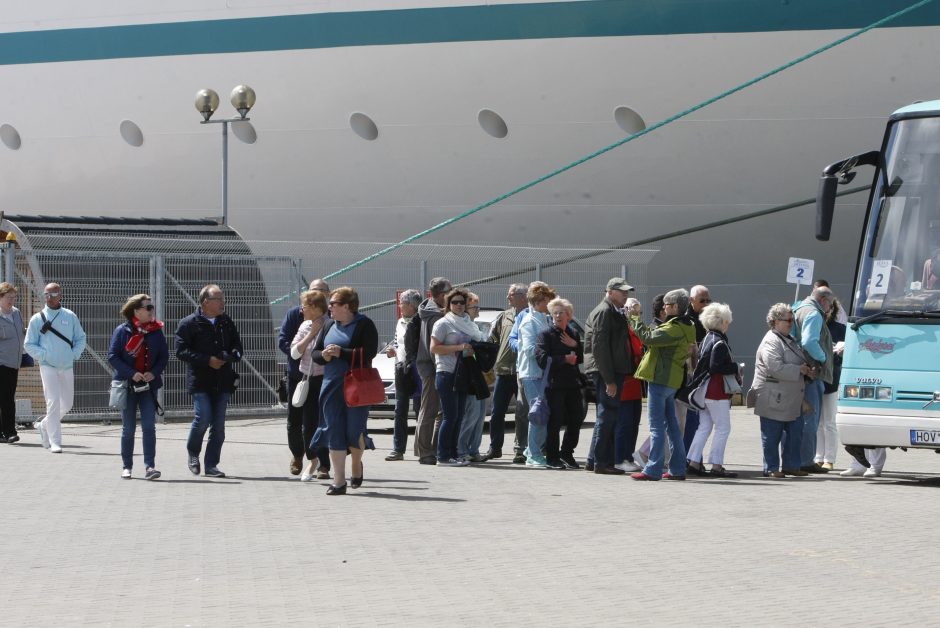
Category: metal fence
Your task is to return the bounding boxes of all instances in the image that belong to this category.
[5,235,656,422]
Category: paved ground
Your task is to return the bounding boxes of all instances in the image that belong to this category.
[2,407,938,627]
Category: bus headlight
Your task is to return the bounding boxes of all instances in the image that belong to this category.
[876,386,893,400]
[844,385,860,398]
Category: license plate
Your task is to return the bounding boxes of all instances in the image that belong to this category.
[910,429,940,445]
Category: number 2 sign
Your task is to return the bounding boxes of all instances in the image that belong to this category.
[869,259,893,296]
[787,257,814,286]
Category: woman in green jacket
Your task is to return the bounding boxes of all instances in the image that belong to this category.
[628,289,696,481]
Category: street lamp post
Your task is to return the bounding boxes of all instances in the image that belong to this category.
[194,85,257,226]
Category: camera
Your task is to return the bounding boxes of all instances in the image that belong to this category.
[132,382,150,393]
[40,321,53,333]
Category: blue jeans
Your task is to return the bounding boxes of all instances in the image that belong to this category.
[186,392,230,468]
[458,396,486,457]
[761,416,804,472]
[522,377,547,459]
[644,382,686,479]
[800,379,825,466]
[121,387,157,470]
[435,371,466,461]
[487,374,517,452]
[614,398,642,465]
[587,374,623,467]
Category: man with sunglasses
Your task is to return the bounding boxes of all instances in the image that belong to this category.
[683,285,712,449]
[25,282,87,453]
[175,284,243,478]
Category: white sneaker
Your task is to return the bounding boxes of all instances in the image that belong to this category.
[121,468,132,479]
[863,467,882,478]
[632,451,647,469]
[36,420,50,449]
[840,467,865,477]
[615,461,641,473]
[50,444,62,454]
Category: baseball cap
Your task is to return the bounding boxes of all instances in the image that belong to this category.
[606,277,634,292]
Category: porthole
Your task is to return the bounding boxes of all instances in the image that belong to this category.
[1,124,21,150]
[478,109,508,139]
[614,106,646,134]
[232,120,257,144]
[349,112,378,141]
[119,120,144,147]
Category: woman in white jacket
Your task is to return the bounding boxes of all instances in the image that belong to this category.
[290,290,330,481]
[751,303,815,478]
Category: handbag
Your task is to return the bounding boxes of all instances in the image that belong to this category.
[291,374,310,407]
[527,357,552,427]
[677,376,709,411]
[722,373,742,395]
[277,375,289,404]
[344,347,386,407]
[109,379,128,410]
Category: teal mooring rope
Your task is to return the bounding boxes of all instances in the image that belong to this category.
[323,0,935,281]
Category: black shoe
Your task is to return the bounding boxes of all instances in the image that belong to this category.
[418,456,437,465]
[844,445,871,468]
[584,461,595,472]
[350,462,363,489]
[594,465,626,475]
[326,484,347,495]
[801,464,829,474]
[512,453,527,464]
[6,434,19,444]
[482,448,502,461]
[560,454,581,469]
[205,466,226,478]
[686,461,709,477]
[384,451,404,461]
[546,459,566,470]
[187,453,200,476]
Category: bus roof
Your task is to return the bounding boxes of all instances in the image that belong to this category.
[892,100,940,119]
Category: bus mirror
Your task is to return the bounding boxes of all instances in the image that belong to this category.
[816,175,838,241]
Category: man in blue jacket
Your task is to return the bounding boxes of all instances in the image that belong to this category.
[25,282,87,453]
[176,284,243,478]
[277,278,329,476]
[792,286,834,474]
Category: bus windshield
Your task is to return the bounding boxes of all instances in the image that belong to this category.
[853,115,940,318]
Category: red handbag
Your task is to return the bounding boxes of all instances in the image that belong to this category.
[343,347,386,407]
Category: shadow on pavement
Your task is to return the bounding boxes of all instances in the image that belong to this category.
[353,491,466,503]
[159,479,243,484]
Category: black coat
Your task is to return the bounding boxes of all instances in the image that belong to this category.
[175,309,243,394]
[454,341,499,399]
[535,324,584,390]
[311,315,379,366]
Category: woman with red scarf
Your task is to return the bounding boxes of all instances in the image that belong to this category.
[107,294,169,480]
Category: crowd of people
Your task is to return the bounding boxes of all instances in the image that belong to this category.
[0,273,881,492]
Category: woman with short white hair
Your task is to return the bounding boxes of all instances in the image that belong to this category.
[685,302,740,477]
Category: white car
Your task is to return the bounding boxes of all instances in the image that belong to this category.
[371,308,593,420]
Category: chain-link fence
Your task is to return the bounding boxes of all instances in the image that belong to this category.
[1,216,657,422]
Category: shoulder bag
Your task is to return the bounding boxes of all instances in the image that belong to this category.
[109,379,128,411]
[291,374,310,407]
[344,347,386,407]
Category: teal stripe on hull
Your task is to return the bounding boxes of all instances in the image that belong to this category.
[2,0,939,65]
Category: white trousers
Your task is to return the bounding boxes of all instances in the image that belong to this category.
[846,447,886,472]
[686,398,732,465]
[815,392,839,464]
[39,365,74,447]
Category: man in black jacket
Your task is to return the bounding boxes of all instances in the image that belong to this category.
[176,284,243,478]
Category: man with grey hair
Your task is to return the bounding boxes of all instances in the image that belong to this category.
[584,277,636,474]
[482,283,529,461]
[683,284,711,449]
[411,276,452,464]
[176,284,243,478]
[278,278,330,476]
[385,288,422,461]
[792,285,835,474]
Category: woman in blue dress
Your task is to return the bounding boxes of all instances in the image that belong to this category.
[311,287,379,495]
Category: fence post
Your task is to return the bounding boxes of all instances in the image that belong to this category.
[621,264,628,281]
[535,263,542,282]
[150,255,166,423]
[420,260,428,295]
[1,241,13,285]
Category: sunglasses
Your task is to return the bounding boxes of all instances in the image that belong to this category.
[697,298,712,304]
[329,301,346,307]
[450,300,466,305]
[779,318,794,323]
[139,303,155,311]
[44,292,60,298]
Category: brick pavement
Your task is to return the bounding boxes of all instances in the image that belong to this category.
[1,407,937,627]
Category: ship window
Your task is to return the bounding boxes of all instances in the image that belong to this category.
[350,113,379,141]
[232,121,257,144]
[614,106,646,135]
[119,120,144,147]
[478,109,508,139]
[1,124,21,150]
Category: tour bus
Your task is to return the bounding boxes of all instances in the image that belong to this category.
[817,100,940,457]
